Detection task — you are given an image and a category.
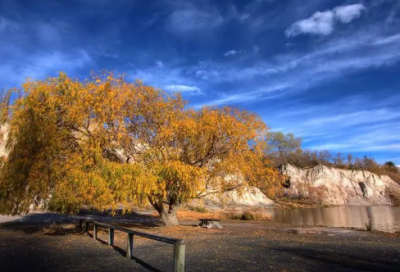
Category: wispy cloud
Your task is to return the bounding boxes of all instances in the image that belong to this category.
[285,4,365,37]
[130,62,205,98]
[334,4,365,23]
[167,3,223,36]
[0,50,92,87]
[1,0,399,163]
[265,97,400,160]
[191,83,289,109]
[20,50,92,79]
[373,33,400,45]
[303,109,400,127]
[163,84,203,95]
[155,60,164,68]
[0,16,19,32]
[224,49,241,56]
[0,16,92,87]
[190,25,400,107]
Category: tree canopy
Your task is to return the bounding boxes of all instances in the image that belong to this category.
[265,131,302,165]
[0,73,275,225]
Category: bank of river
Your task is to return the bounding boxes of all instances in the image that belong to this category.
[268,205,400,233]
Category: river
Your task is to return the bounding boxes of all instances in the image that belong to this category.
[269,206,400,233]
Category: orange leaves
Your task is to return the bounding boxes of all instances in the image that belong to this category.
[0,71,276,216]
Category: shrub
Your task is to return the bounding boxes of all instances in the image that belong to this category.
[225,211,269,221]
[387,186,400,205]
[295,182,327,205]
[387,172,400,185]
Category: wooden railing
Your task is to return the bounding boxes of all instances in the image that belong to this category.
[79,219,185,272]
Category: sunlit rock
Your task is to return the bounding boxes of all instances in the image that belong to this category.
[281,164,400,205]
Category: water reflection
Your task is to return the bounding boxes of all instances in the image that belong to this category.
[269,206,400,233]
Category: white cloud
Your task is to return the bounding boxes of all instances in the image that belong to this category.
[286,4,365,37]
[334,4,365,23]
[224,49,241,56]
[163,84,202,95]
[286,10,335,37]
[195,69,219,80]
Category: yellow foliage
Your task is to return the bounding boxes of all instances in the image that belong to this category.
[0,72,276,219]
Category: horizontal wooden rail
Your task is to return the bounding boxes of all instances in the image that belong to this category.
[79,219,185,272]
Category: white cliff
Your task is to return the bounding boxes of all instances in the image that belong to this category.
[201,186,274,208]
[281,164,400,205]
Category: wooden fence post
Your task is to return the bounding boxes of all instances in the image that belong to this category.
[81,219,185,271]
[174,240,185,272]
[126,233,134,259]
[109,228,114,246]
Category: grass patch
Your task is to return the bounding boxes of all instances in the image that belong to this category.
[225,211,268,221]
[187,205,208,213]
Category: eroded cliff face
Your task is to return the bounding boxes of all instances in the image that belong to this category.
[281,164,400,205]
[200,186,274,208]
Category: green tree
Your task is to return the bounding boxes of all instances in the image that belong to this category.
[266,131,302,166]
[383,161,399,173]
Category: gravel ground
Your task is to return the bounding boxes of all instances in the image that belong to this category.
[0,213,399,272]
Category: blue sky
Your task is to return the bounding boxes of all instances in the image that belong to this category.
[0,0,399,164]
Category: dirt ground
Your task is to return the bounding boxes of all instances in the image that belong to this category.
[0,212,399,272]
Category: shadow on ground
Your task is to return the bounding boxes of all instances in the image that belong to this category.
[0,210,163,234]
[86,232,162,272]
[267,245,400,272]
[0,211,169,272]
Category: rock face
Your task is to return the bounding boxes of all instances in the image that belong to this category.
[281,164,400,205]
[188,186,275,209]
[203,186,274,207]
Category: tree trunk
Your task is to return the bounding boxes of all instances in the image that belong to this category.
[149,198,180,227]
[160,208,179,227]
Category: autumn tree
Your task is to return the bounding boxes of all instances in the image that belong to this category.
[0,73,275,226]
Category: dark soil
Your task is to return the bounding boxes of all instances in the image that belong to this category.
[0,213,399,272]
